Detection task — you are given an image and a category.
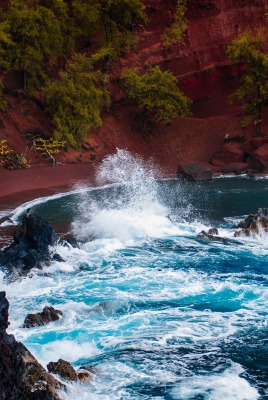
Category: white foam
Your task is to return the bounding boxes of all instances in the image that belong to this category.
[72,149,195,243]
[29,339,100,367]
[171,364,260,400]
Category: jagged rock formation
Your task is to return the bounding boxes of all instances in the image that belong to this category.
[197,228,222,241]
[47,359,93,383]
[211,136,268,174]
[47,359,78,382]
[233,208,268,237]
[22,306,63,328]
[0,209,56,280]
[0,291,63,400]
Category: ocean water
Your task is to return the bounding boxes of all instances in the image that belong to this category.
[1,149,268,400]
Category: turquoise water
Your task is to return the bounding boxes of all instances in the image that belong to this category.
[1,150,268,400]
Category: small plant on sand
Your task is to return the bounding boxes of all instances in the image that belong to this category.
[0,139,11,162]
[0,140,29,169]
[32,137,65,165]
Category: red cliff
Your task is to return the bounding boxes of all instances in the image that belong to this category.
[0,0,268,176]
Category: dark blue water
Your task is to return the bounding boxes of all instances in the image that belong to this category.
[1,150,268,399]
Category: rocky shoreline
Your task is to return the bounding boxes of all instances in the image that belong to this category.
[0,210,99,399]
[0,202,267,398]
[0,291,63,400]
[0,209,57,281]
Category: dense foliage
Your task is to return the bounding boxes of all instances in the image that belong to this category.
[227,29,268,135]
[0,0,146,90]
[0,0,192,152]
[6,0,67,90]
[123,66,192,124]
[44,54,111,148]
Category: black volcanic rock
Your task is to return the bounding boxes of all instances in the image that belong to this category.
[0,291,63,400]
[0,291,9,331]
[1,209,56,280]
[22,306,63,328]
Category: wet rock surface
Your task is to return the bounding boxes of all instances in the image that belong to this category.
[22,306,63,328]
[77,365,98,382]
[233,208,268,237]
[198,228,221,241]
[0,291,62,400]
[0,209,56,280]
[47,359,78,382]
[47,359,97,383]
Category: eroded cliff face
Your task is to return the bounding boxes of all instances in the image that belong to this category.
[0,0,268,174]
[0,291,62,400]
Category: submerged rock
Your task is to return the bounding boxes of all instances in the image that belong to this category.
[79,365,98,374]
[0,291,63,400]
[198,228,221,241]
[0,209,56,280]
[47,360,98,383]
[22,306,63,328]
[233,208,268,237]
[77,365,98,382]
[77,370,92,382]
[208,228,219,236]
[47,359,77,382]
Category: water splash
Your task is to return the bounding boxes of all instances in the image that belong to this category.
[72,149,182,243]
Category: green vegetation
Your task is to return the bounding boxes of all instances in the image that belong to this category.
[71,0,100,44]
[0,79,7,111]
[0,0,146,91]
[33,137,65,165]
[162,0,188,45]
[6,0,66,90]
[227,29,268,136]
[0,0,149,149]
[123,66,192,125]
[0,139,11,160]
[0,19,13,68]
[44,54,111,148]
[99,0,147,50]
[0,139,29,169]
[0,0,193,151]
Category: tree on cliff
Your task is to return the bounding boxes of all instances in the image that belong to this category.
[6,0,66,90]
[99,0,147,51]
[44,53,110,148]
[227,29,268,136]
[71,0,100,39]
[0,18,13,69]
[162,0,188,45]
[123,66,192,130]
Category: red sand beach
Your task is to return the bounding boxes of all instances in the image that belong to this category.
[0,163,100,211]
[0,159,177,209]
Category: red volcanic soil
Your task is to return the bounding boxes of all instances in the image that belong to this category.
[0,0,268,202]
[0,163,98,198]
